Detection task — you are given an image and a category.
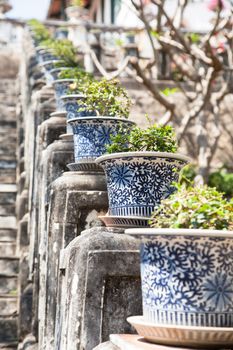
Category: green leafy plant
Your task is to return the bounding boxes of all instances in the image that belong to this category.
[180,164,233,198]
[58,67,92,80]
[77,79,131,118]
[180,164,197,185]
[208,168,233,199]
[107,124,178,153]
[27,19,51,43]
[41,39,79,67]
[150,183,233,230]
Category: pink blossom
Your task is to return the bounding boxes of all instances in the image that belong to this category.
[207,0,226,11]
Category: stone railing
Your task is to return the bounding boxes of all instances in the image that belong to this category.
[16,26,142,350]
[12,17,233,350]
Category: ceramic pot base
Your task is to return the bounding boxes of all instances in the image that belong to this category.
[99,215,150,228]
[67,162,103,172]
[127,316,233,348]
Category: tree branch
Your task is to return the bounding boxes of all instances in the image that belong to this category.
[130,57,176,113]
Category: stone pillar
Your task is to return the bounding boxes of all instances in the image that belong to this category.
[40,170,108,350]
[27,112,67,342]
[56,227,142,350]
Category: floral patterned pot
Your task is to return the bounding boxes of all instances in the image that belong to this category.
[36,48,57,63]
[49,67,69,81]
[60,94,96,133]
[68,117,135,165]
[126,228,233,328]
[95,152,189,218]
[39,60,64,84]
[54,28,69,40]
[52,79,75,111]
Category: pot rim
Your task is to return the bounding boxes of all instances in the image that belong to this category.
[95,152,190,164]
[35,46,49,52]
[52,79,75,85]
[67,116,136,124]
[49,67,70,73]
[39,60,63,68]
[60,94,84,100]
[125,228,233,238]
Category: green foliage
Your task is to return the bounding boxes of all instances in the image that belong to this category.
[77,79,131,118]
[106,124,178,153]
[186,32,201,44]
[208,168,233,199]
[150,184,233,230]
[58,67,93,80]
[180,164,233,198]
[160,87,179,96]
[41,39,79,67]
[150,30,160,39]
[180,164,197,185]
[27,19,51,43]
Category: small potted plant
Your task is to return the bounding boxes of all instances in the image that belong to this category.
[95,123,189,226]
[27,19,51,47]
[126,184,233,347]
[39,60,65,85]
[65,0,89,21]
[59,68,95,127]
[44,40,83,110]
[67,79,135,170]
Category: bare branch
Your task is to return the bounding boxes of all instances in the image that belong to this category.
[151,0,191,52]
[131,0,158,63]
[130,57,176,113]
[173,0,189,29]
[177,67,220,141]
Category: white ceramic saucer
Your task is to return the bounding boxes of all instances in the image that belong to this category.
[127,316,233,349]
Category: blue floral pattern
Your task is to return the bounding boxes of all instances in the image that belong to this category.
[141,236,233,326]
[53,80,74,111]
[62,97,96,121]
[99,156,186,217]
[68,118,134,163]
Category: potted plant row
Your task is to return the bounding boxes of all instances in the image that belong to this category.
[126,183,233,347]
[40,39,84,109]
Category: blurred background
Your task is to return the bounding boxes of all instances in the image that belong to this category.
[7,0,49,20]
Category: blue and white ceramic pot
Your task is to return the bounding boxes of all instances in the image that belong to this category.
[49,67,69,81]
[60,95,96,134]
[52,79,75,111]
[126,228,233,328]
[36,48,57,63]
[55,28,69,40]
[68,117,135,164]
[96,152,189,218]
[39,60,64,84]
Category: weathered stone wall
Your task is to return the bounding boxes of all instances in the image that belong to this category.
[0,48,19,350]
[15,29,142,350]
